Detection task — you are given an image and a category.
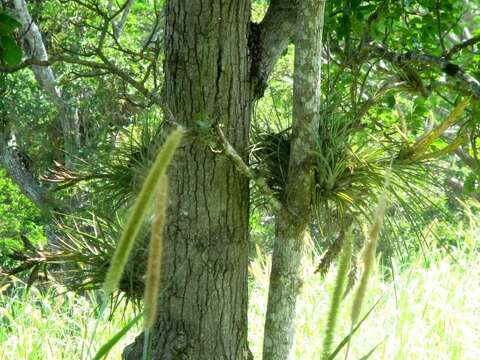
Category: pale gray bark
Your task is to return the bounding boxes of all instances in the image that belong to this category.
[262,2,326,360]
[110,0,135,41]
[0,127,53,212]
[445,177,480,201]
[9,0,80,166]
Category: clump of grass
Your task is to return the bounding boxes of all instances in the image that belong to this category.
[248,236,480,359]
[0,285,139,359]
[103,129,182,295]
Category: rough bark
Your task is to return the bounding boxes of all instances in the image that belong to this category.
[9,0,80,166]
[251,0,298,99]
[123,1,251,359]
[262,2,325,360]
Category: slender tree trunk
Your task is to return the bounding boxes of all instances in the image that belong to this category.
[10,0,81,167]
[123,1,252,359]
[262,2,326,360]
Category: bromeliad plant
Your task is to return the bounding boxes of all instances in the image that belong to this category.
[8,128,183,303]
[251,88,472,265]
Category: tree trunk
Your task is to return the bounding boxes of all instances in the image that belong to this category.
[262,2,326,360]
[10,0,81,167]
[123,1,251,359]
[0,127,54,213]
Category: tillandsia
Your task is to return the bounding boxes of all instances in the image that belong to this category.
[103,129,183,296]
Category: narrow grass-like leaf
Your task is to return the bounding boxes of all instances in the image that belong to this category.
[143,175,168,330]
[351,195,386,325]
[327,297,382,360]
[357,340,384,360]
[103,129,182,295]
[91,312,143,360]
[321,227,353,360]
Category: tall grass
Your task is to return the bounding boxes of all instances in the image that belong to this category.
[248,240,480,359]
[0,284,139,359]
[2,228,479,359]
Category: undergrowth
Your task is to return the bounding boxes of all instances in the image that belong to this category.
[0,283,139,359]
[1,239,478,359]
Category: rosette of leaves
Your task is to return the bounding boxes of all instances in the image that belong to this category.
[8,213,150,301]
[45,116,166,213]
[251,98,444,263]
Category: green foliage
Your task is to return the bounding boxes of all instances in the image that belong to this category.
[58,112,168,214]
[0,285,140,359]
[103,128,182,295]
[0,169,46,269]
[321,228,353,360]
[2,201,480,359]
[91,312,143,360]
[0,12,22,66]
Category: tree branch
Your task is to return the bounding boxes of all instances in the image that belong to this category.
[6,0,82,165]
[250,0,298,99]
[216,126,282,213]
[446,34,480,60]
[112,0,135,40]
[0,55,161,105]
[445,177,480,201]
[455,148,477,169]
[366,42,480,99]
[0,128,57,213]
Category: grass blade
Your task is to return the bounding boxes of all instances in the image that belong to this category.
[91,312,143,360]
[327,296,382,360]
[357,340,384,360]
[321,227,353,360]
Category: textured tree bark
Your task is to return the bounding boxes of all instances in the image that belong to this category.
[262,2,326,360]
[123,1,252,359]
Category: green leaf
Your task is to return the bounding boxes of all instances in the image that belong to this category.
[0,36,22,66]
[327,297,382,360]
[102,129,183,295]
[91,312,143,360]
[0,13,21,36]
[464,173,476,195]
[357,340,384,360]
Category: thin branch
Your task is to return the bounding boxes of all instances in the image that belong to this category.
[366,42,480,99]
[216,126,282,213]
[446,34,480,60]
[113,0,135,40]
[398,97,470,163]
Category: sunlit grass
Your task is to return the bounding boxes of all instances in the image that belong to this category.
[249,242,480,360]
[1,241,479,359]
[0,282,139,360]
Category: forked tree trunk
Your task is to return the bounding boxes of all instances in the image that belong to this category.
[123,1,252,359]
[263,2,326,360]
